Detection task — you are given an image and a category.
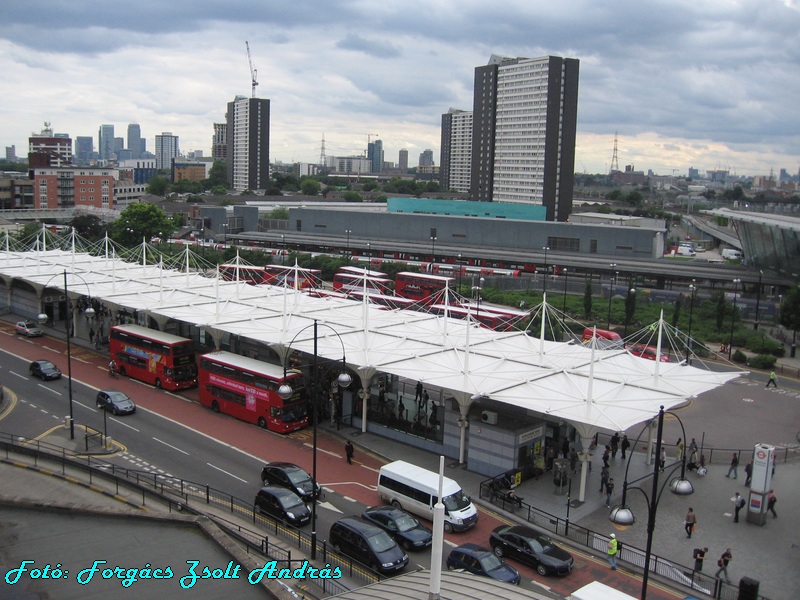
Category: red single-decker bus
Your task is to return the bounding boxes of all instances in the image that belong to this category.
[198,351,308,433]
[109,324,197,390]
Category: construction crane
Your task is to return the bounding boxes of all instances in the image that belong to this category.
[246,41,258,98]
[365,133,379,157]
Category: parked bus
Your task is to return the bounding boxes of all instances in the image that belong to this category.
[395,272,456,302]
[348,290,417,310]
[109,324,197,390]
[198,351,308,433]
[428,304,524,331]
[219,264,321,289]
[332,272,392,294]
[582,327,624,349]
[338,265,388,279]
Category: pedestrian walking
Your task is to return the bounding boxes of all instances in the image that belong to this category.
[687,449,699,471]
[345,440,354,464]
[414,380,423,403]
[684,507,697,538]
[398,398,406,421]
[714,549,733,583]
[726,453,739,479]
[89,327,95,343]
[676,438,684,461]
[766,370,778,388]
[732,492,745,522]
[688,438,698,455]
[420,389,429,411]
[610,432,620,458]
[693,547,708,572]
[660,447,667,472]
[602,445,611,468]
[767,490,777,518]
[546,445,556,471]
[744,460,753,487]
[569,447,578,474]
[605,478,615,508]
[607,534,618,569]
[620,434,630,459]
[600,465,610,493]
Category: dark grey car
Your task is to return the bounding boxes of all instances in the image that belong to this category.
[29,360,62,380]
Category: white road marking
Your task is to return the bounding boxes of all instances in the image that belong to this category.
[317,501,343,514]
[109,417,139,432]
[207,462,248,483]
[153,437,189,455]
[360,464,379,473]
[303,442,340,457]
[73,400,96,411]
[38,384,62,395]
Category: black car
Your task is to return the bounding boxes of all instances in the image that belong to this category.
[361,506,433,551]
[29,360,62,381]
[254,486,311,527]
[489,525,574,576]
[96,390,136,415]
[328,516,408,574]
[446,543,521,585]
[261,462,320,501]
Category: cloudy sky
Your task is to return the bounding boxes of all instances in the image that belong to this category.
[2,1,798,177]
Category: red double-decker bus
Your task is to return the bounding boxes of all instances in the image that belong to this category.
[332,272,392,294]
[109,324,197,390]
[198,351,308,433]
[395,272,455,302]
[219,264,321,289]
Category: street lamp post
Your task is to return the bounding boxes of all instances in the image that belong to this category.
[472,277,485,325]
[345,229,352,258]
[609,406,694,600]
[754,270,763,330]
[686,283,697,363]
[623,288,636,337]
[277,320,351,560]
[281,234,286,266]
[37,270,95,440]
[430,236,437,264]
[607,263,617,329]
[221,223,227,247]
[457,252,463,293]
[728,278,741,360]
[542,246,550,294]
[562,267,568,313]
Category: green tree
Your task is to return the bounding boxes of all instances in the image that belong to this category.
[300,179,321,196]
[583,280,593,319]
[68,215,105,240]
[672,295,682,327]
[779,287,800,356]
[112,203,174,247]
[342,191,362,202]
[207,160,228,188]
[268,207,289,220]
[146,176,170,196]
[715,292,726,332]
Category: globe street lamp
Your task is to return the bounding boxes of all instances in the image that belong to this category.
[623,288,636,337]
[281,234,286,266]
[430,236,437,264]
[728,278,741,360]
[609,406,694,600]
[562,267,569,313]
[542,246,550,294]
[277,320,351,560]
[37,270,96,439]
[345,229,352,258]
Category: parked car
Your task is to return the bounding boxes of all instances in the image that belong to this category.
[361,505,433,551]
[489,525,574,576]
[96,390,136,415]
[261,462,320,501]
[446,543,521,585]
[328,516,408,574]
[16,320,44,337]
[29,360,62,380]
[254,485,311,527]
[629,344,670,362]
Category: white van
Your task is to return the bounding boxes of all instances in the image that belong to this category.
[721,248,743,260]
[569,581,638,600]
[377,460,478,533]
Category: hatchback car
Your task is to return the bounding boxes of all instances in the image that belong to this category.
[29,360,62,380]
[361,505,433,551]
[16,321,44,337]
[328,516,408,574]
[629,344,671,362]
[96,390,136,415]
[254,485,311,527]
[446,543,521,585]
[489,525,574,576]
[261,462,321,501]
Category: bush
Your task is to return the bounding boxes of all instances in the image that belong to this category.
[732,349,748,363]
[748,354,777,369]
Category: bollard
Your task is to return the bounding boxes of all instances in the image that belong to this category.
[64,416,71,430]
[105,436,113,450]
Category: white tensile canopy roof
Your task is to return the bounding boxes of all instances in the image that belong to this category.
[1,244,742,440]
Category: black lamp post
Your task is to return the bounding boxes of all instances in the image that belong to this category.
[728,278,741,360]
[623,288,636,337]
[281,234,286,266]
[457,252,463,293]
[345,229,352,258]
[472,277,484,325]
[38,270,95,440]
[607,263,617,329]
[278,320,351,560]
[754,270,763,330]
[562,267,568,313]
[542,246,550,294]
[609,406,694,600]
[221,223,227,247]
[686,283,696,363]
[430,236,437,264]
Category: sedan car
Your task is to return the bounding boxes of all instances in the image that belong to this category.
[261,462,321,501]
[490,525,574,576]
[254,486,311,527]
[96,390,136,415]
[446,543,520,585]
[629,344,671,362]
[16,320,44,337]
[361,506,433,551]
[29,360,62,380]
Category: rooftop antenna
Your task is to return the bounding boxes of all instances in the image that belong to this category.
[246,41,258,98]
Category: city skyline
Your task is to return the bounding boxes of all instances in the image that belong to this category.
[2,1,798,178]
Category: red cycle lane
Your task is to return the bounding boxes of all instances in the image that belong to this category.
[2,326,682,599]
